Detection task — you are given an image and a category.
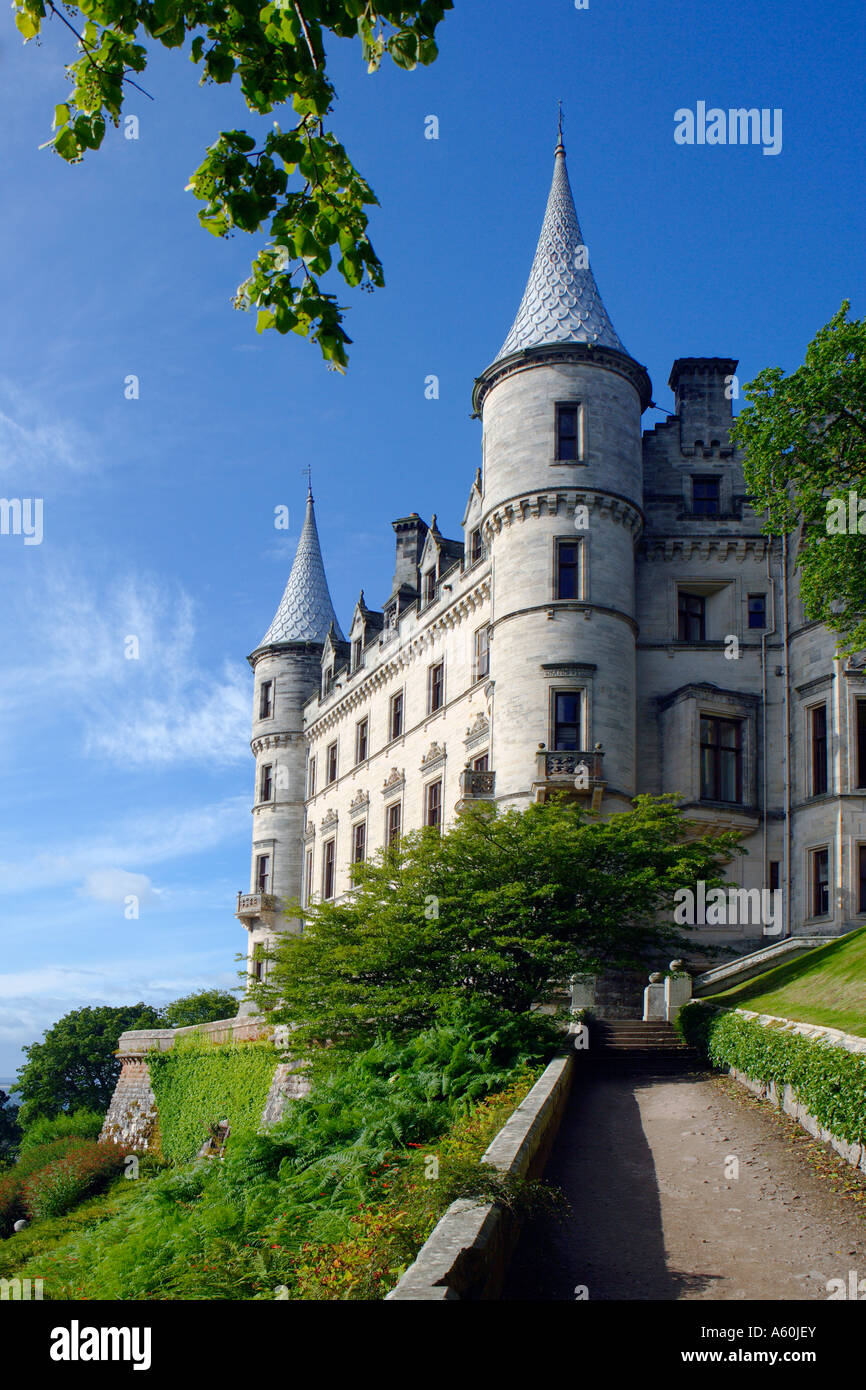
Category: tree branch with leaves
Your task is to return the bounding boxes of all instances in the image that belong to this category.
[15,0,453,368]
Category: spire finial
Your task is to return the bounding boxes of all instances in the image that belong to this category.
[300,464,313,499]
[556,101,565,157]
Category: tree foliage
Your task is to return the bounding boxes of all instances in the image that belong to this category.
[161,988,238,1028]
[732,302,866,654]
[14,1002,163,1124]
[250,795,742,1051]
[14,0,452,367]
[0,1090,21,1161]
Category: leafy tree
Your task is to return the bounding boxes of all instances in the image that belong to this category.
[160,988,238,1028]
[14,0,452,367]
[732,302,866,655]
[250,795,741,1051]
[14,1003,163,1125]
[0,1090,21,1161]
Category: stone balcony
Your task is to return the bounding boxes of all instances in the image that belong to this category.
[531,744,606,809]
[455,767,495,813]
[236,891,279,924]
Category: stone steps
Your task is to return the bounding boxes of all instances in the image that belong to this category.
[584,1020,703,1074]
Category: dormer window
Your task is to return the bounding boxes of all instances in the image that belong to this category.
[469,528,484,565]
[424,570,437,606]
[352,637,363,672]
[322,666,334,698]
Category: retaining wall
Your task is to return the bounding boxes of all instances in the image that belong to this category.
[100,1014,310,1151]
[387,1052,574,1301]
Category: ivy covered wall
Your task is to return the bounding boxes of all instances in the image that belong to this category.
[148,1039,281,1163]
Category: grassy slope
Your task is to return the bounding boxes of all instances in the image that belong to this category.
[709,928,866,1036]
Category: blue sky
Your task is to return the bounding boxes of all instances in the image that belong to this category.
[0,0,863,1077]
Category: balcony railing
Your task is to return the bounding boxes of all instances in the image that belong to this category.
[236,891,278,920]
[459,769,496,798]
[541,748,604,780]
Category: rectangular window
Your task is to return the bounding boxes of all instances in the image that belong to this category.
[259,680,274,719]
[859,845,866,914]
[700,716,742,803]
[256,854,271,894]
[424,570,437,605]
[259,764,273,802]
[428,661,445,713]
[473,753,489,773]
[553,691,582,751]
[389,690,404,741]
[474,626,490,682]
[811,847,830,918]
[811,704,828,795]
[326,741,338,785]
[307,756,317,798]
[352,820,366,864]
[322,838,336,900]
[322,666,334,698]
[469,528,484,565]
[556,540,580,600]
[555,403,579,461]
[355,717,368,764]
[386,801,401,848]
[747,594,767,629]
[857,699,866,788]
[678,590,706,642]
[352,637,363,672]
[769,860,780,892]
[304,848,313,907]
[692,476,720,515]
[425,780,442,829]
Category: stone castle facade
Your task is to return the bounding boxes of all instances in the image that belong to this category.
[236,135,866,980]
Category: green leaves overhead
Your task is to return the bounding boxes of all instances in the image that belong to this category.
[15,0,453,366]
[733,302,866,654]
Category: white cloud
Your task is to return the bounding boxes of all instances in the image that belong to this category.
[0,563,251,766]
[81,869,158,906]
[0,379,94,479]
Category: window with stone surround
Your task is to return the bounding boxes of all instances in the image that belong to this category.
[856,699,866,788]
[747,594,767,629]
[355,717,369,764]
[555,402,582,461]
[326,741,338,785]
[389,690,404,741]
[352,820,366,864]
[810,846,830,918]
[259,680,273,719]
[428,661,445,713]
[307,756,317,798]
[556,539,582,600]
[425,779,442,829]
[691,476,720,515]
[352,637,363,672]
[255,854,270,894]
[322,838,336,900]
[468,528,485,565]
[810,703,828,796]
[473,626,490,682]
[700,715,742,803]
[386,801,401,848]
[553,690,583,750]
[678,590,706,642]
[259,764,273,802]
[304,848,313,907]
[424,569,437,606]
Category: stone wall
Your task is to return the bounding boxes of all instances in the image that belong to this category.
[100,1015,311,1153]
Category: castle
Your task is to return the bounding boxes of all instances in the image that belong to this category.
[236,132,866,984]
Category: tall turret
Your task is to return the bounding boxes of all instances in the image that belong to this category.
[472,131,652,808]
[237,490,343,983]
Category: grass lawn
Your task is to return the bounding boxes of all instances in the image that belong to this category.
[710,927,866,1037]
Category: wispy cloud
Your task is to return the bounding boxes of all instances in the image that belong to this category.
[0,378,95,480]
[0,562,250,766]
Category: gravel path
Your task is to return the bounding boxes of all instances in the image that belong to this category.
[502,1070,866,1300]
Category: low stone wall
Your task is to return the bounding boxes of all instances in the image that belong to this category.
[100,1014,310,1151]
[387,1053,574,1301]
[724,1008,866,1175]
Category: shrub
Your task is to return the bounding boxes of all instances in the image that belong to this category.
[679,1003,866,1145]
[21,1141,127,1222]
[18,1110,104,1153]
[0,1137,96,1236]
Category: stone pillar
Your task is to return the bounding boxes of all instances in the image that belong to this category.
[664,960,692,1022]
[643,971,666,1020]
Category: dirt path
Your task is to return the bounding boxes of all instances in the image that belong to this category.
[502,1070,866,1300]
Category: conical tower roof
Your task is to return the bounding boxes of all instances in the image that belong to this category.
[256,491,345,647]
[494,134,626,362]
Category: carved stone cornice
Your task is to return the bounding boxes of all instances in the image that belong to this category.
[640,536,770,564]
[464,712,489,749]
[251,732,304,755]
[481,489,642,544]
[320,808,338,830]
[420,741,446,771]
[381,767,405,796]
[349,788,370,813]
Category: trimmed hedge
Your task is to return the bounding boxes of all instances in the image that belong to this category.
[147,1038,280,1163]
[679,1003,866,1145]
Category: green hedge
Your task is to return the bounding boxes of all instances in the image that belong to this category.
[679,1003,866,1145]
[148,1039,279,1163]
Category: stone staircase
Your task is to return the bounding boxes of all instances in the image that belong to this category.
[586,1020,703,1075]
